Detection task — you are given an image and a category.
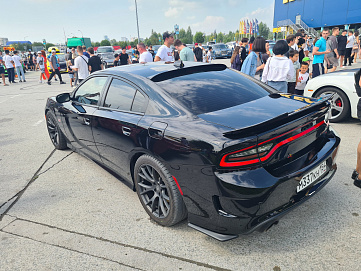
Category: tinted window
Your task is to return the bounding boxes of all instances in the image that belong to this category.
[131,91,147,113]
[104,79,136,111]
[155,69,272,115]
[74,77,107,105]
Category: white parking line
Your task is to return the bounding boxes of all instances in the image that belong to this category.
[10,94,22,99]
[33,119,45,126]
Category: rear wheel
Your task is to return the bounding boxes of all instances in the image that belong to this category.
[46,111,68,150]
[134,155,187,226]
[315,87,350,122]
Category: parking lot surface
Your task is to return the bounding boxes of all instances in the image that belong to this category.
[1,64,361,271]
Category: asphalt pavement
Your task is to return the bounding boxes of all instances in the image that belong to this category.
[1,62,361,271]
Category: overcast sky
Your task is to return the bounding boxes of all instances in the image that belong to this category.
[2,0,274,43]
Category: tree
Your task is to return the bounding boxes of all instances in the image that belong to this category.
[94,42,101,47]
[110,39,118,46]
[184,26,193,44]
[218,32,224,43]
[45,43,55,50]
[149,30,161,45]
[194,32,205,43]
[100,40,111,46]
[32,42,44,47]
[258,22,270,39]
[178,28,186,41]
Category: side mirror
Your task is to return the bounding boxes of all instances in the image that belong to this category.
[56,93,71,103]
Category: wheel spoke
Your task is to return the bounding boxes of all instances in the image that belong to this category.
[333,106,343,113]
[140,167,155,183]
[161,190,169,201]
[332,94,340,103]
[159,196,167,216]
[150,195,158,212]
[138,182,153,190]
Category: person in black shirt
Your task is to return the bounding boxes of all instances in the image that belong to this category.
[148,45,154,57]
[120,48,131,65]
[193,43,203,62]
[337,30,347,68]
[239,37,248,69]
[87,47,103,73]
[113,54,120,66]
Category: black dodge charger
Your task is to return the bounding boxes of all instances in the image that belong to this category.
[45,62,340,241]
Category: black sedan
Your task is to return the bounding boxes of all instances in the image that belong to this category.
[45,62,340,241]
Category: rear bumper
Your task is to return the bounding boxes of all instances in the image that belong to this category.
[183,128,340,240]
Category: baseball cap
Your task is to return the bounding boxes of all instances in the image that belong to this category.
[37,51,41,54]
[195,43,198,46]
[302,57,311,62]
[163,31,174,41]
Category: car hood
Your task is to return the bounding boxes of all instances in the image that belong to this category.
[198,94,321,130]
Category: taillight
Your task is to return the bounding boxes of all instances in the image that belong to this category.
[220,121,325,168]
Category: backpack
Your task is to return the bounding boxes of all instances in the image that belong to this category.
[355,69,361,97]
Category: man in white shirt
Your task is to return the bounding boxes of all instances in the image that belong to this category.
[137,42,153,63]
[72,46,89,83]
[13,51,26,82]
[154,31,174,62]
[3,50,16,83]
[345,31,355,66]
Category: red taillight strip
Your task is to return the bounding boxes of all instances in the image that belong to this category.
[172,176,183,195]
[220,121,325,167]
[260,120,325,162]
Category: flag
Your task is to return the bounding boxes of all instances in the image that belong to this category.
[246,20,249,34]
[255,19,259,34]
[240,21,244,35]
[250,20,253,35]
[244,20,247,35]
[252,19,256,35]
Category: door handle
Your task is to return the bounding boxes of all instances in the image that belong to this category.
[83,118,91,126]
[122,127,131,136]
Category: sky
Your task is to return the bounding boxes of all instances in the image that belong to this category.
[2,0,275,44]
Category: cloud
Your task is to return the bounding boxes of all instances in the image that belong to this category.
[241,4,274,28]
[165,7,179,17]
[191,16,226,33]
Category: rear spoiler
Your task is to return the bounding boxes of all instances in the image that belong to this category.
[223,94,331,139]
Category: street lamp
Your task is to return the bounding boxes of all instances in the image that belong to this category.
[135,0,140,43]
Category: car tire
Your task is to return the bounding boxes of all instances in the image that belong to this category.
[134,155,187,226]
[46,111,68,150]
[315,87,350,123]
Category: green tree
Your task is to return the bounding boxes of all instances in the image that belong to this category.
[184,26,193,44]
[178,28,186,41]
[148,29,161,45]
[32,42,44,47]
[94,41,101,47]
[193,32,205,43]
[119,41,128,48]
[100,40,111,46]
[258,22,270,39]
[45,43,55,50]
[218,32,224,43]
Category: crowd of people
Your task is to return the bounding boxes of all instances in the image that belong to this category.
[230,27,361,94]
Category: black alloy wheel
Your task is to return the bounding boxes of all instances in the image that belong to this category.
[134,155,187,226]
[315,87,351,123]
[46,112,68,150]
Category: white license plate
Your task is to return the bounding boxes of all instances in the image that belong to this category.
[297,161,327,193]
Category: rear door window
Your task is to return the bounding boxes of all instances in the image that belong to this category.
[103,78,137,111]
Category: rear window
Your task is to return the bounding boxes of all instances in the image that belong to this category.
[155,68,272,115]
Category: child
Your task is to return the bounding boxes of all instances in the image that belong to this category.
[113,54,120,66]
[207,47,212,63]
[36,51,45,83]
[302,56,312,78]
[295,62,310,96]
[287,50,300,94]
[67,60,74,87]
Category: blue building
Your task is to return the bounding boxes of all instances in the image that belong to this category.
[273,0,361,36]
[6,40,32,46]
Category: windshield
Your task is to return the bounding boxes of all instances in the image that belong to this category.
[156,68,271,115]
[213,44,227,49]
[57,54,65,62]
[97,47,113,53]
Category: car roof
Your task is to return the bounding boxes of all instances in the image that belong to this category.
[95,61,227,82]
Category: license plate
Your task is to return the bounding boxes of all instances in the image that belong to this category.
[297,161,327,193]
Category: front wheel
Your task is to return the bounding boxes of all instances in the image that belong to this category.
[315,87,350,122]
[46,111,68,150]
[134,155,187,226]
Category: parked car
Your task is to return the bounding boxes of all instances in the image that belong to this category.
[226,42,237,50]
[304,68,360,122]
[212,43,232,58]
[46,62,340,241]
[46,53,67,73]
[96,46,115,68]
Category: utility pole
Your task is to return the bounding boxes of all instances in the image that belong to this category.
[135,0,140,43]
